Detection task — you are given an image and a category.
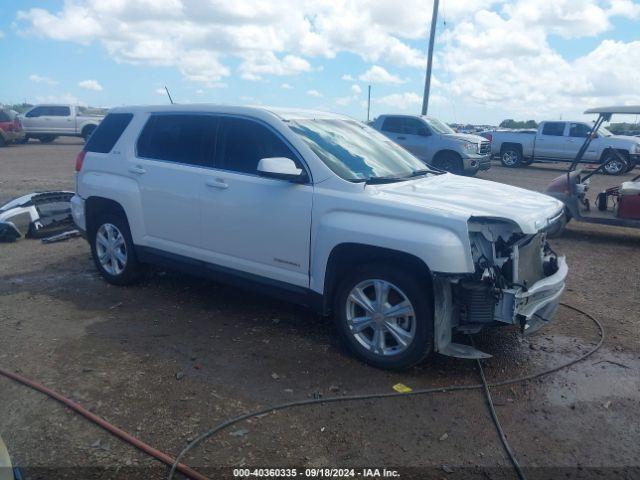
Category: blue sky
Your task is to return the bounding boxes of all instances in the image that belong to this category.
[1,1,639,124]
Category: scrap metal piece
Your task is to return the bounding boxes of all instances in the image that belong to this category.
[0,191,74,239]
[41,229,81,244]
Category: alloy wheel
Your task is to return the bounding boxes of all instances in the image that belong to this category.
[502,150,519,166]
[95,223,127,275]
[345,279,416,356]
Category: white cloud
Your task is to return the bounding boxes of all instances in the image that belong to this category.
[335,96,353,106]
[307,89,323,97]
[376,92,421,110]
[155,88,167,95]
[78,79,103,91]
[341,74,355,81]
[280,83,294,89]
[15,0,431,86]
[351,84,362,95]
[358,65,404,84]
[0,30,5,38]
[29,74,58,85]
[35,93,82,105]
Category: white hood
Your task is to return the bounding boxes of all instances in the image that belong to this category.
[370,173,563,234]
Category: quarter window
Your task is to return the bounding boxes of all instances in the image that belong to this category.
[541,122,565,136]
[216,117,297,175]
[85,113,133,153]
[137,114,216,167]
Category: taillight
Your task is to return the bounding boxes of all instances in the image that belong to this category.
[75,150,86,172]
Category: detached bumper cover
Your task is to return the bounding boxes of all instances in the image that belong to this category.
[515,255,567,320]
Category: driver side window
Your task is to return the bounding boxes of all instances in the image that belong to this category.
[569,123,591,138]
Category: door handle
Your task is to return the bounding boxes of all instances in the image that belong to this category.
[205,178,229,189]
[128,165,146,174]
[397,136,406,140]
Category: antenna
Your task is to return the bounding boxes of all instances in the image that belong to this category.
[165,86,174,104]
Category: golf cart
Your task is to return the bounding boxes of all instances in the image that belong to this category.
[545,106,640,234]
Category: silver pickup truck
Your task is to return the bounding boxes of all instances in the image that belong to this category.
[490,121,640,175]
[19,104,105,143]
[371,114,491,176]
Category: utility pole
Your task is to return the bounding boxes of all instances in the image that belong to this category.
[421,0,439,115]
[367,85,371,122]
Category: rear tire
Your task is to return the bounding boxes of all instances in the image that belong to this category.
[39,135,56,144]
[89,212,142,286]
[432,152,463,174]
[333,263,434,370]
[500,146,522,167]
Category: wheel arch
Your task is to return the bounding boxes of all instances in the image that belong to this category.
[433,149,462,161]
[500,142,523,155]
[85,196,129,237]
[320,243,433,316]
[81,123,97,138]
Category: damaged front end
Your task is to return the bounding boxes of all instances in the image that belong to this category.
[435,217,567,359]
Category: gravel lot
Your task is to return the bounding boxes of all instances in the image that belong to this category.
[1,137,639,479]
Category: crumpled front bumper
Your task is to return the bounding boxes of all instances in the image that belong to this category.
[515,255,567,322]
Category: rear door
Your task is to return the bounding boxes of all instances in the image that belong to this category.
[199,116,313,288]
[133,114,216,255]
[535,122,567,160]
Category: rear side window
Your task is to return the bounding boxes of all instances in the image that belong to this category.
[542,122,565,136]
[381,117,404,133]
[85,113,133,153]
[137,114,216,167]
[216,117,297,174]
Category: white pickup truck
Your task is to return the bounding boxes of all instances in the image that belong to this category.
[19,104,105,143]
[490,121,640,175]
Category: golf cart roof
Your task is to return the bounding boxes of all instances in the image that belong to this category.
[584,106,640,115]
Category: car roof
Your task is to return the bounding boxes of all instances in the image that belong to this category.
[584,106,640,115]
[107,104,354,122]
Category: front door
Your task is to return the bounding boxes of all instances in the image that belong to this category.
[200,116,313,288]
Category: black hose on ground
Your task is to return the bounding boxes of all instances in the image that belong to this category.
[169,303,604,480]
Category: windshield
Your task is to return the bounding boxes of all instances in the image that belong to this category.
[425,117,455,135]
[288,119,433,182]
[598,126,613,137]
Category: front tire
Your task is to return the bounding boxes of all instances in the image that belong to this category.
[333,263,434,370]
[432,152,463,174]
[602,152,627,175]
[89,213,142,286]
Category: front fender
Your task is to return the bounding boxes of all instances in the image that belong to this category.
[310,210,473,293]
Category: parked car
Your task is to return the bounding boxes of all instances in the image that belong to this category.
[0,108,26,146]
[490,121,640,174]
[72,105,567,369]
[18,104,105,143]
[371,114,491,175]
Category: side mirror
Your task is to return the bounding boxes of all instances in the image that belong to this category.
[590,133,598,139]
[257,157,305,182]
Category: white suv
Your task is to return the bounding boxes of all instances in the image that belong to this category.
[72,105,568,369]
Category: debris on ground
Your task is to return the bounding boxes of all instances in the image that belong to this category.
[441,464,454,473]
[392,383,413,393]
[271,372,280,380]
[439,432,449,441]
[0,221,21,243]
[175,371,185,380]
[0,191,75,240]
[41,229,80,244]
[229,428,249,438]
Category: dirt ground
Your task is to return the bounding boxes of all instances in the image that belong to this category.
[1,138,638,479]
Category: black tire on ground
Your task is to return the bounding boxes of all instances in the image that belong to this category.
[82,125,96,141]
[624,158,636,173]
[432,151,463,174]
[39,135,57,144]
[333,262,434,370]
[500,145,522,167]
[89,212,142,286]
